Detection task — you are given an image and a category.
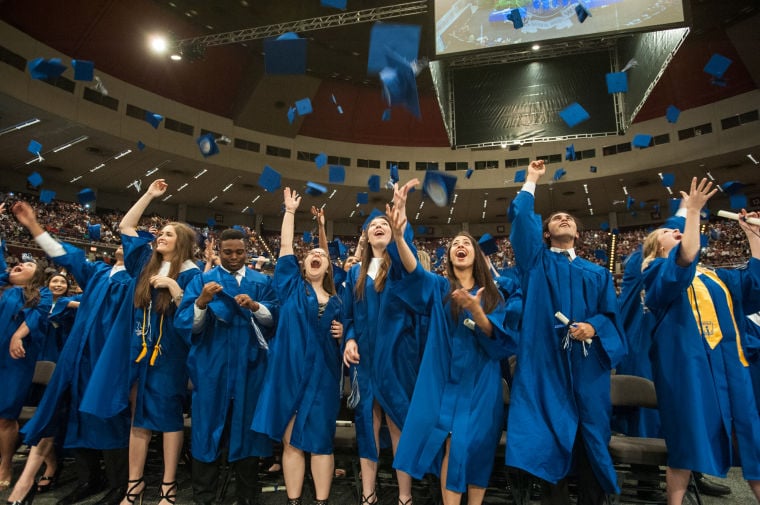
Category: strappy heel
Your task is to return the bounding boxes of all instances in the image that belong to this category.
[398,497,413,505]
[124,477,145,505]
[158,481,178,505]
[360,490,377,505]
[287,498,302,505]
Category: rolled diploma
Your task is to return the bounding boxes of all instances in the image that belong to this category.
[555,311,592,344]
[717,210,760,226]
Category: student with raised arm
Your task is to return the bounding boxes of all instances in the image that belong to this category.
[13,200,132,505]
[385,192,514,505]
[640,178,760,504]
[505,159,625,505]
[252,188,343,505]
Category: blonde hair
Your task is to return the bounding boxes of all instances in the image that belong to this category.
[640,229,663,272]
[417,250,432,272]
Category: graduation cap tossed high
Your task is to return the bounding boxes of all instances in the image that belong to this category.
[27,140,43,162]
[258,166,281,192]
[196,133,220,158]
[553,168,567,181]
[264,32,307,75]
[87,223,101,241]
[703,53,732,79]
[28,57,67,80]
[315,153,328,169]
[367,23,421,75]
[565,144,576,161]
[665,105,681,124]
[27,171,43,188]
[386,163,400,189]
[78,188,96,205]
[320,0,347,9]
[71,59,94,81]
[305,182,327,196]
[357,192,369,205]
[559,102,590,128]
[507,8,524,29]
[329,165,345,183]
[632,134,652,149]
[660,173,675,187]
[39,189,56,204]
[295,98,313,116]
[379,50,421,119]
[514,169,527,183]
[368,174,381,192]
[465,168,474,179]
[422,171,456,207]
[478,233,498,256]
[144,111,163,129]
[575,2,591,23]
[605,58,637,94]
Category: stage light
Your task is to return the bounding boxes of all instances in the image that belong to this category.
[532,44,540,51]
[170,53,182,61]
[149,35,169,54]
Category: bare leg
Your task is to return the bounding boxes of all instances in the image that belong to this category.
[665,467,690,505]
[0,418,19,484]
[159,430,183,505]
[466,485,486,505]
[748,479,760,501]
[7,437,55,500]
[119,426,151,505]
[310,454,334,501]
[440,438,462,505]
[386,414,412,504]
[282,417,306,500]
[358,402,384,502]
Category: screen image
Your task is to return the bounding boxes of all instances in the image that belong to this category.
[435,0,686,57]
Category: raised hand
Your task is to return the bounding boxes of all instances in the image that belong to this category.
[680,177,717,212]
[147,179,168,198]
[283,187,301,213]
[392,178,420,213]
[451,287,484,313]
[11,201,38,228]
[386,204,407,240]
[526,159,546,183]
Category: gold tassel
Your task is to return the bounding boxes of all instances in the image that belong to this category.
[149,345,161,366]
[135,343,147,363]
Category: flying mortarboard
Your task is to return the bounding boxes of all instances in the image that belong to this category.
[575,2,591,23]
[77,188,96,204]
[382,109,392,121]
[380,50,421,118]
[305,182,327,196]
[508,8,524,29]
[329,165,345,183]
[465,168,473,179]
[730,193,747,210]
[661,173,675,187]
[287,106,297,124]
[600,221,610,231]
[137,140,146,151]
[39,189,56,204]
[559,102,590,128]
[669,198,681,216]
[367,23,421,75]
[258,166,281,192]
[71,59,94,81]
[368,174,381,192]
[606,72,628,94]
[206,217,216,228]
[295,98,313,116]
[665,105,681,124]
[514,169,526,183]
[315,153,328,169]
[722,180,744,194]
[357,192,369,205]
[196,133,219,157]
[264,32,307,75]
[303,231,313,244]
[703,53,732,79]
[626,195,635,210]
[553,168,566,181]
[144,111,163,129]
[422,171,456,207]
[589,165,598,173]
[478,233,498,256]
[390,164,400,184]
[321,0,347,9]
[87,223,101,241]
[328,240,340,259]
[27,140,42,155]
[27,171,43,187]
[565,144,576,161]
[632,134,652,148]
[28,57,67,80]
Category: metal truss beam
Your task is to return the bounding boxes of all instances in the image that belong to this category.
[172,1,428,49]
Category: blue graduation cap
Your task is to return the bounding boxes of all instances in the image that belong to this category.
[639,200,646,209]
[514,169,526,183]
[264,32,307,75]
[703,53,732,79]
[626,195,635,210]
[207,217,216,228]
[27,171,43,187]
[507,8,524,29]
[39,189,56,203]
[144,111,163,129]
[295,98,313,116]
[367,23,421,75]
[553,168,566,181]
[368,174,381,192]
[232,225,245,233]
[700,234,709,248]
[729,194,747,210]
[390,164,400,184]
[329,165,345,183]
[594,249,607,261]
[28,57,67,80]
[71,59,94,81]
[303,231,314,244]
[665,105,681,124]
[379,50,421,118]
[382,109,391,122]
[328,240,340,259]
[565,144,576,161]
[722,180,744,194]
[321,0,347,9]
[27,140,42,155]
[258,165,281,192]
[362,208,385,230]
[357,192,369,205]
[465,168,474,179]
[606,72,628,94]
[416,226,429,235]
[287,106,297,124]
[668,198,681,216]
[315,153,328,169]
[478,233,498,256]
[600,221,610,231]
[632,134,652,148]
[137,140,146,151]
[661,173,675,187]
[575,2,591,23]
[87,223,101,241]
[305,182,327,196]
[700,208,711,220]
[78,188,96,204]
[559,102,590,128]
[422,171,456,207]
[196,133,219,157]
[589,165,598,173]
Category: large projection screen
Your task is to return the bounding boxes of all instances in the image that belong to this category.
[451,50,618,147]
[435,0,687,57]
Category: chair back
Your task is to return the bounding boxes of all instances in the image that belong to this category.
[610,374,658,409]
[31,360,56,385]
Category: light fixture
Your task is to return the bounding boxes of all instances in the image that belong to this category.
[170,53,182,61]
[149,35,169,54]
[532,44,540,51]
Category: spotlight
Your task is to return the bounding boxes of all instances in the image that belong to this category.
[149,35,169,54]
[532,44,540,51]
[170,53,182,61]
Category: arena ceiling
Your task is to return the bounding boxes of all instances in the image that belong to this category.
[0,0,758,228]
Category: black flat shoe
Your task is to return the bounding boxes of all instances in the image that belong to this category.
[694,473,732,497]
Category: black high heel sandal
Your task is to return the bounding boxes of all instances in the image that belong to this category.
[158,481,178,505]
[35,465,61,494]
[124,477,145,505]
[360,490,377,505]
[287,498,302,505]
[6,484,36,505]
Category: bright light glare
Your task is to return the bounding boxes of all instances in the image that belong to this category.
[149,36,169,54]
[532,44,540,51]
[170,53,182,61]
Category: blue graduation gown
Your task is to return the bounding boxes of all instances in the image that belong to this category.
[342,260,422,461]
[392,264,514,492]
[175,266,278,462]
[37,294,81,362]
[22,242,132,449]
[252,255,342,455]
[0,282,50,419]
[505,190,625,493]
[643,252,760,479]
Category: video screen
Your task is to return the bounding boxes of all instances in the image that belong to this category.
[434,0,686,57]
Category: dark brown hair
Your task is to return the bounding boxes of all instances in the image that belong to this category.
[444,232,503,319]
[354,215,390,300]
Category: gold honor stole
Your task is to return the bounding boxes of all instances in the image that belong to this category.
[687,267,749,367]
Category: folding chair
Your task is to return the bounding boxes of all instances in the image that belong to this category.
[18,360,56,425]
